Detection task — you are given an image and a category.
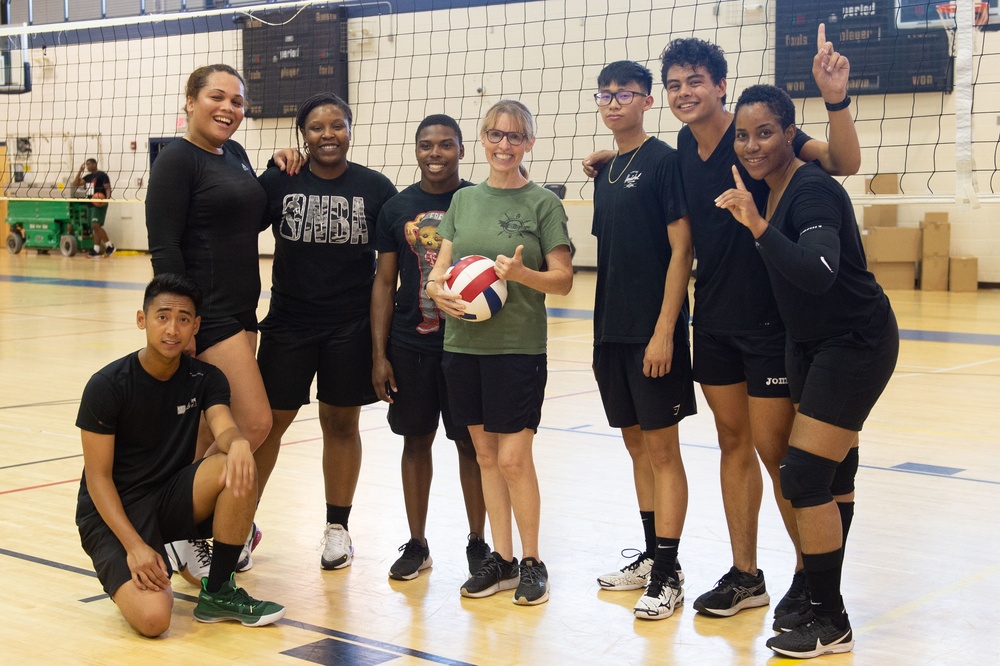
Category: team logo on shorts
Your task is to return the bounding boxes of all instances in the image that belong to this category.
[765,377,788,386]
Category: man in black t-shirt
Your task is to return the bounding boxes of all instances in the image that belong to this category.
[73,158,115,257]
[372,114,490,581]
[589,61,696,621]
[658,29,861,622]
[76,274,283,636]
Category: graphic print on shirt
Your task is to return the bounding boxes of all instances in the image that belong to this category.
[404,210,446,334]
[623,171,641,189]
[279,193,369,244]
[497,212,529,238]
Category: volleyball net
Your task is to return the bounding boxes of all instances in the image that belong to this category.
[2,0,1000,205]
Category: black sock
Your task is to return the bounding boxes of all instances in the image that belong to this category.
[838,501,855,548]
[326,504,352,530]
[640,511,656,558]
[651,537,680,577]
[802,548,847,627]
[206,541,242,593]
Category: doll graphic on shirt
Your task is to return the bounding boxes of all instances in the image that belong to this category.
[405,210,446,334]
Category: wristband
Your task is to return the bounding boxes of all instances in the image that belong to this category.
[825,96,851,112]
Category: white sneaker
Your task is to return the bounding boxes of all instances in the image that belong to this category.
[320,523,354,570]
[166,538,213,586]
[236,522,263,572]
[634,571,684,620]
[598,550,653,591]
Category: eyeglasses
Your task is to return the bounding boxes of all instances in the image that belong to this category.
[484,129,527,146]
[594,90,648,106]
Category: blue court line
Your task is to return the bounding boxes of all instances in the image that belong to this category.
[539,425,1000,486]
[0,547,474,665]
[4,272,999,347]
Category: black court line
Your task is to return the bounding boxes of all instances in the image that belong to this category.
[0,547,475,665]
[0,453,83,470]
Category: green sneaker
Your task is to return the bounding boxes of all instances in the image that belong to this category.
[193,574,285,627]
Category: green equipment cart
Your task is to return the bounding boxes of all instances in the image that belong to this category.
[5,200,96,257]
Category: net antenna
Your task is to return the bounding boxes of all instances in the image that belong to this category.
[936,1,986,205]
[0,27,32,94]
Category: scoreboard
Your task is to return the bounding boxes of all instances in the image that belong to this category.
[775,0,954,98]
[241,5,349,118]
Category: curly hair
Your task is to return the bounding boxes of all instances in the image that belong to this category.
[660,38,728,104]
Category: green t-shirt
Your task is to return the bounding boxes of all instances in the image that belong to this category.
[438,181,570,355]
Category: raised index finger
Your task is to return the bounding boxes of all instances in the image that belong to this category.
[731,164,748,190]
[817,23,827,52]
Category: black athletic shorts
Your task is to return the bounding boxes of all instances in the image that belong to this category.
[77,458,213,597]
[195,309,258,355]
[386,343,470,441]
[593,341,697,431]
[441,352,546,434]
[787,310,899,431]
[692,327,790,398]
[258,314,377,410]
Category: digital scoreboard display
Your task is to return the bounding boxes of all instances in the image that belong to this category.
[241,5,348,118]
[775,0,954,98]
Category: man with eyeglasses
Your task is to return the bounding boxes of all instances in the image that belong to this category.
[589,60,696,621]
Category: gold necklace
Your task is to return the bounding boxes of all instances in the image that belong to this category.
[608,135,651,184]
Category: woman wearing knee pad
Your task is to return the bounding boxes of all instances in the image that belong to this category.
[716,84,898,660]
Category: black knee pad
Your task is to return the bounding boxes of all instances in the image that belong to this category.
[780,446,839,508]
[830,447,859,496]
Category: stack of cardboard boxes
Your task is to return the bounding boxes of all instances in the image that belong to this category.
[862,175,918,289]
[860,175,979,292]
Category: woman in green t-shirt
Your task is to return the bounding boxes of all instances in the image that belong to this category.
[426,99,573,606]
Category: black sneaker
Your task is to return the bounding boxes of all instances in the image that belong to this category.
[460,551,518,598]
[466,533,491,577]
[774,569,811,618]
[773,607,814,633]
[693,566,770,617]
[86,247,101,258]
[104,243,116,257]
[513,557,549,606]
[766,612,854,658]
[389,538,432,580]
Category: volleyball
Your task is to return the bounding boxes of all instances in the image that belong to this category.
[90,192,108,207]
[445,255,507,322]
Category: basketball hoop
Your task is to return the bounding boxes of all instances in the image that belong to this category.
[935,2,989,29]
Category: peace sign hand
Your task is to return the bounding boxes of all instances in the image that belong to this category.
[715,166,767,237]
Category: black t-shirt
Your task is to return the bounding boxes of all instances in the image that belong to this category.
[83,170,110,207]
[592,137,689,345]
[75,352,230,523]
[676,121,811,335]
[145,139,267,319]
[258,163,398,329]
[374,180,473,353]
[756,163,890,343]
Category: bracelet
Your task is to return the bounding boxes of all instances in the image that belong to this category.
[424,279,435,294]
[825,95,851,112]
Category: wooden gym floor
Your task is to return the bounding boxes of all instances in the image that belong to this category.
[1,249,998,665]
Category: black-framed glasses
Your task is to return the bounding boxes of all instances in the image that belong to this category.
[594,90,648,106]
[484,129,527,146]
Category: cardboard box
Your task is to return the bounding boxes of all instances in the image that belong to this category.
[920,256,949,291]
[920,221,950,257]
[923,212,949,224]
[870,262,916,290]
[863,227,921,263]
[862,204,898,228]
[865,173,900,195]
[949,256,978,292]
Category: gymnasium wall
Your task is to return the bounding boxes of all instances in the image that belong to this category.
[3,0,1000,282]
